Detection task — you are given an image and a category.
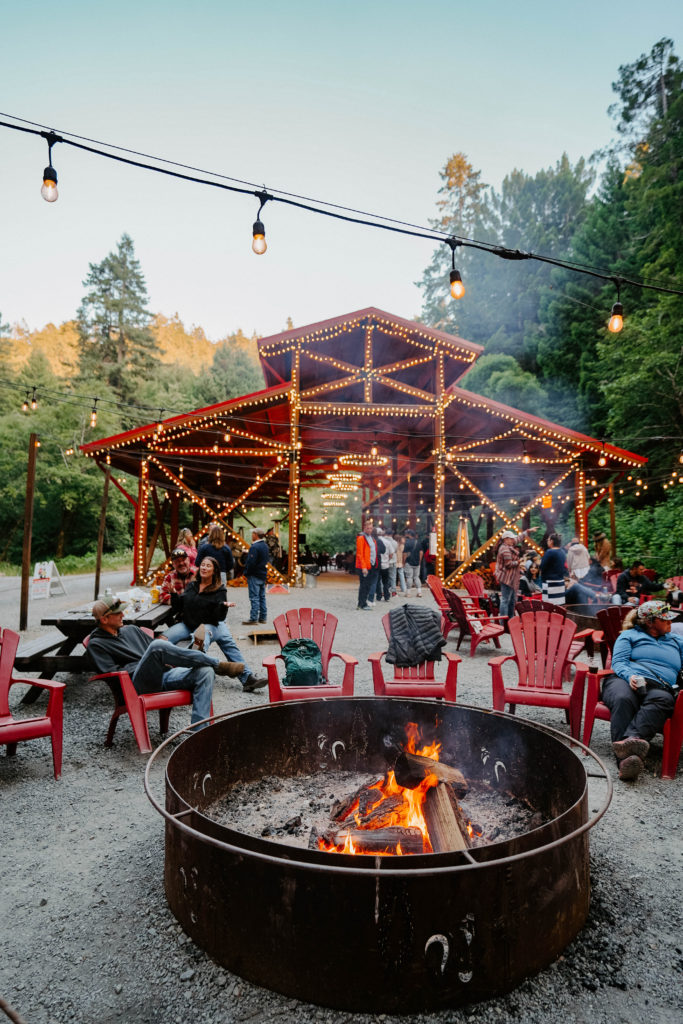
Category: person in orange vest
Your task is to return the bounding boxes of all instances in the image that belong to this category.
[355,521,380,610]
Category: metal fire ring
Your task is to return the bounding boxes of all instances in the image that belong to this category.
[144,698,613,877]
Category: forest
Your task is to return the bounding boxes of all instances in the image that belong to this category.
[0,39,681,573]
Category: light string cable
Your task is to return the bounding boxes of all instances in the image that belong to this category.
[1,113,683,298]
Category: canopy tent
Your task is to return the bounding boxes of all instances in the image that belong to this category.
[80,307,646,584]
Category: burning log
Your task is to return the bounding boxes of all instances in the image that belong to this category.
[331,783,385,822]
[423,782,472,854]
[393,752,468,798]
[322,826,425,855]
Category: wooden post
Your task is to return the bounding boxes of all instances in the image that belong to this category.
[19,433,39,632]
[287,352,301,583]
[574,463,587,545]
[434,352,445,580]
[93,468,111,600]
[609,483,617,559]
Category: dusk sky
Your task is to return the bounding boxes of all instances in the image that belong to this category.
[1,1,680,341]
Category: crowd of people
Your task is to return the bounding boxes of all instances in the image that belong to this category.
[83,518,681,786]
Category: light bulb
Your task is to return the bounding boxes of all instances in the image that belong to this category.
[449,269,465,299]
[598,455,607,466]
[608,302,623,333]
[41,166,58,203]
[252,220,267,254]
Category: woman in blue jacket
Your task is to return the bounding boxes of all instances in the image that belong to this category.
[603,600,683,781]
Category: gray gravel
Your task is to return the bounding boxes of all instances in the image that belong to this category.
[1,571,681,1023]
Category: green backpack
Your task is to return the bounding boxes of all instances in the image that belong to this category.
[281,638,324,687]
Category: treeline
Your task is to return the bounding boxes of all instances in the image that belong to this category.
[0,234,266,563]
[418,38,682,484]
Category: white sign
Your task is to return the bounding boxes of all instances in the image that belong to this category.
[30,561,67,600]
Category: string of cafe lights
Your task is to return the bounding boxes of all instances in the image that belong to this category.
[2,112,683,332]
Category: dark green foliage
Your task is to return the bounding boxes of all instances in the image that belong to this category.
[77,234,158,405]
[590,489,683,576]
[192,341,264,408]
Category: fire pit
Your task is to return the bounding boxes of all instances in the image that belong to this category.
[146,698,611,1013]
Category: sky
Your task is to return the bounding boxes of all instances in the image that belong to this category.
[1,1,681,344]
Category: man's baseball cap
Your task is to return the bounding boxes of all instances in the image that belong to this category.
[500,530,517,540]
[92,595,128,620]
[171,547,189,558]
[637,600,677,623]
[253,527,266,537]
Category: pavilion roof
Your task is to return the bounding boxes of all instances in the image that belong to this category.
[80,308,645,518]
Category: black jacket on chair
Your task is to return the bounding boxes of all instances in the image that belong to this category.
[386,604,446,667]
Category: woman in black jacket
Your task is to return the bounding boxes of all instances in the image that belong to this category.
[166,557,265,692]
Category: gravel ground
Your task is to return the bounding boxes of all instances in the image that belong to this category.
[1,571,682,1024]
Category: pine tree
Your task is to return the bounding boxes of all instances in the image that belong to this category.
[77,234,158,403]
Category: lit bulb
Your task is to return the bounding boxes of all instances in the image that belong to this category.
[22,397,29,412]
[607,302,623,333]
[252,220,267,254]
[598,456,607,466]
[449,269,465,300]
[522,454,530,464]
[41,166,58,203]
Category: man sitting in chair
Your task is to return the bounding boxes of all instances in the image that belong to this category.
[86,595,245,729]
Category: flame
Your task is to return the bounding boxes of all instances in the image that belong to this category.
[319,724,446,856]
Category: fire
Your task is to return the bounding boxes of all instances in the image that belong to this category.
[318,723,443,856]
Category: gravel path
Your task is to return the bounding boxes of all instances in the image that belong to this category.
[1,571,681,1024]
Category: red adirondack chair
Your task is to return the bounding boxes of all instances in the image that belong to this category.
[84,629,211,753]
[0,627,65,779]
[444,591,507,657]
[489,611,587,738]
[263,608,357,702]
[461,572,498,613]
[368,613,459,700]
[425,575,458,640]
[516,599,594,673]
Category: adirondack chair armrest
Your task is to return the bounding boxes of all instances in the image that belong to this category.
[329,652,359,667]
[489,654,516,709]
[328,651,358,694]
[586,666,613,701]
[573,627,594,643]
[263,654,285,680]
[9,675,65,693]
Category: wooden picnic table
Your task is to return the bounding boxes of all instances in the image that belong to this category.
[16,600,174,702]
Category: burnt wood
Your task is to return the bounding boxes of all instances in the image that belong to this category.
[323,826,424,855]
[423,782,471,854]
[393,751,468,797]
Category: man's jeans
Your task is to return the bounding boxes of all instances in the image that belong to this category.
[396,566,407,594]
[165,621,251,686]
[499,582,517,621]
[357,566,379,608]
[131,639,215,725]
[247,576,267,621]
[403,564,421,592]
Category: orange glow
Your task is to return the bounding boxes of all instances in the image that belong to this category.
[318,722,448,856]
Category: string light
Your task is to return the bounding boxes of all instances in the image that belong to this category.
[447,238,465,300]
[40,131,61,203]
[607,280,624,333]
[0,114,681,319]
[22,392,29,412]
[30,387,38,411]
[90,399,98,429]
[252,190,270,255]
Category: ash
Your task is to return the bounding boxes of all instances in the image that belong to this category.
[205,768,543,851]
